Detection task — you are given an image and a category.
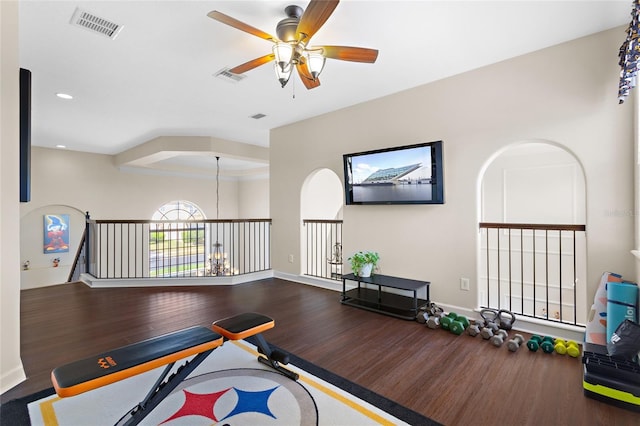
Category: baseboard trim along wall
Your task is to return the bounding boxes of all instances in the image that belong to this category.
[277,272,586,342]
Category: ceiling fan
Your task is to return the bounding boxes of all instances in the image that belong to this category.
[207,0,379,89]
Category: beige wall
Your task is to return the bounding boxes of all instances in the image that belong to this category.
[1,0,26,393]
[22,147,252,219]
[238,177,270,219]
[270,27,636,310]
[18,147,268,289]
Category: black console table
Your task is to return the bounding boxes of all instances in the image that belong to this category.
[341,273,430,320]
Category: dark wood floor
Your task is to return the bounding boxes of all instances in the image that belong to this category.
[1,278,637,425]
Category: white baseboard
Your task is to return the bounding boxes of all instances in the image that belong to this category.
[0,363,26,395]
[80,270,274,288]
[274,273,585,342]
[273,271,343,291]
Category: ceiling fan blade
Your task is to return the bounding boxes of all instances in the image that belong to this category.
[296,0,339,43]
[296,63,321,89]
[319,46,379,63]
[230,54,275,74]
[207,10,278,42]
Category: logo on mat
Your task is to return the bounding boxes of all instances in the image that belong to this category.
[154,369,317,425]
[161,386,279,424]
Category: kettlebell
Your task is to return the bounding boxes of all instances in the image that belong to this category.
[480,308,499,330]
[497,309,516,330]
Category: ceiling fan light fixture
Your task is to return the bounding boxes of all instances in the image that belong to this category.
[274,62,292,88]
[305,51,326,80]
[273,42,293,72]
[208,1,378,91]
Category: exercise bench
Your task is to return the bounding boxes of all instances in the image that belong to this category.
[51,312,297,426]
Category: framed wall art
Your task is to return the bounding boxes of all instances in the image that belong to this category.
[43,214,70,253]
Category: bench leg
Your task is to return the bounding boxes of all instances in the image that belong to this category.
[252,334,299,381]
[115,348,214,426]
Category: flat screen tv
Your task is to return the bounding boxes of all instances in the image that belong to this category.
[343,141,444,205]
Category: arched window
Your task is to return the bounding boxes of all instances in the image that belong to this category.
[150,200,207,277]
[152,200,206,221]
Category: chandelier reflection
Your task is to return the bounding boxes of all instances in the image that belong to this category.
[207,241,230,276]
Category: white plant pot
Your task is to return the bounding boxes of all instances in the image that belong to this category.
[358,263,373,278]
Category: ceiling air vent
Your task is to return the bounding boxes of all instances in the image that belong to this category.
[214,68,246,83]
[70,8,123,40]
[250,113,267,120]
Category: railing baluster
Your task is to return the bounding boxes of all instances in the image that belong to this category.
[301,219,343,281]
[533,228,536,318]
[484,228,490,308]
[520,229,524,315]
[508,228,512,311]
[78,219,270,280]
[559,229,563,322]
[573,229,577,325]
[545,229,549,321]
[479,222,586,326]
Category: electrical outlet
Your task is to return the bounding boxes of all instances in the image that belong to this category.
[460,277,470,291]
[288,254,294,263]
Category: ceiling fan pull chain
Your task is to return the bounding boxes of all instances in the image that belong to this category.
[292,73,296,99]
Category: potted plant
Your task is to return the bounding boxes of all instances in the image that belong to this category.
[348,251,380,277]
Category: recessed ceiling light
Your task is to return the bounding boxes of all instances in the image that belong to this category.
[55,145,67,149]
[56,93,73,100]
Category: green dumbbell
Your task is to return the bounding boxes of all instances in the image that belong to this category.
[450,315,469,335]
[540,336,555,353]
[440,312,458,331]
[527,335,543,351]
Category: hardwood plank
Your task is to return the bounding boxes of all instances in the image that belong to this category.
[1,278,637,425]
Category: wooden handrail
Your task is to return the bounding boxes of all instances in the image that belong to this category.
[479,222,585,231]
[303,219,343,224]
[87,219,272,224]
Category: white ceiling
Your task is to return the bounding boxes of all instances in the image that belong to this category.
[18,0,632,175]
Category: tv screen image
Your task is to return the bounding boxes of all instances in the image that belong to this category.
[343,141,444,205]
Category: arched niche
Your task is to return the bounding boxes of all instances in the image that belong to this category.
[477,140,588,323]
[20,205,86,289]
[299,168,344,277]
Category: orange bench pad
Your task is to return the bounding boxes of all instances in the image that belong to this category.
[52,326,223,397]
[212,312,274,340]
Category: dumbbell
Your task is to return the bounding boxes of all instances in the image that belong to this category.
[450,315,470,335]
[426,316,440,329]
[480,327,495,340]
[527,335,554,353]
[554,339,580,357]
[425,301,444,317]
[527,335,542,351]
[440,312,459,331]
[507,334,525,352]
[540,336,555,353]
[467,320,483,337]
[416,311,429,324]
[490,329,509,347]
